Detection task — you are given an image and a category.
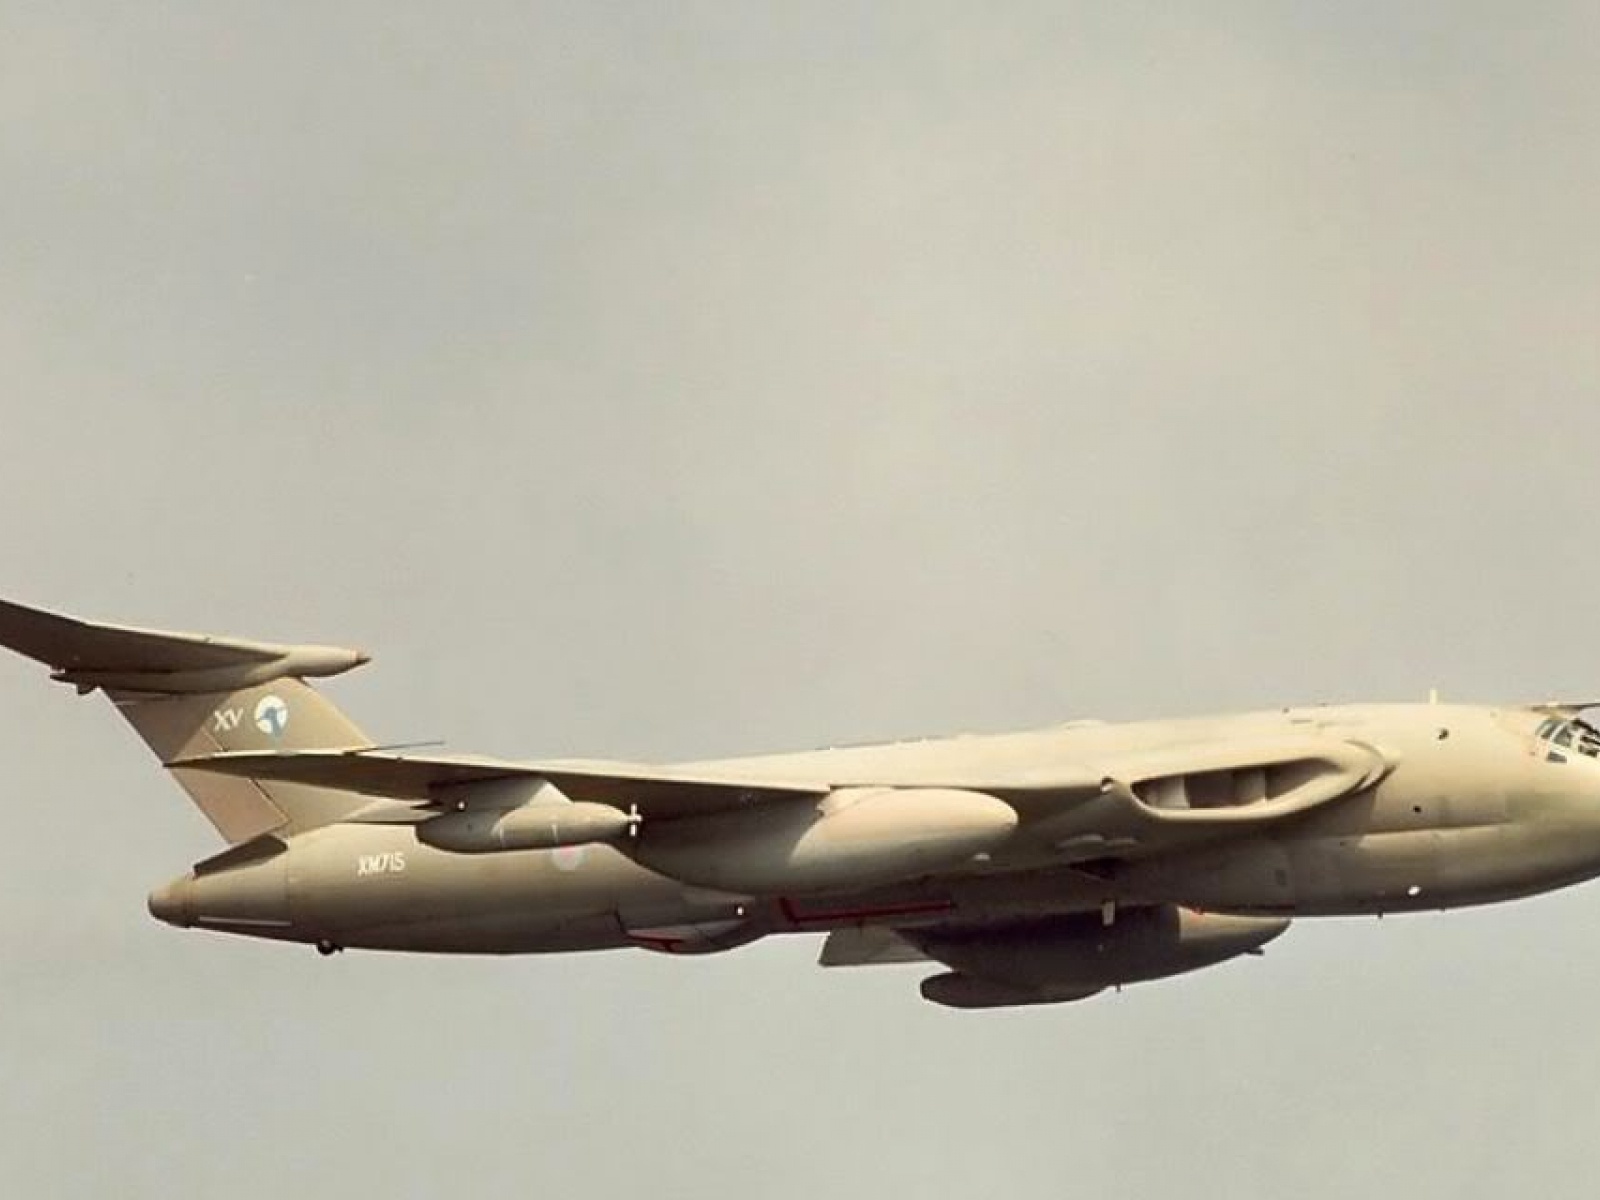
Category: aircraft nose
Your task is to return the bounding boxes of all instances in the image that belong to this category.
[147,874,194,927]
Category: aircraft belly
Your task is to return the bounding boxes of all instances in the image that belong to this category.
[339,913,633,955]
[1429,823,1600,905]
[1287,831,1445,913]
[1132,832,1449,915]
[1155,822,1600,917]
[1285,823,1600,914]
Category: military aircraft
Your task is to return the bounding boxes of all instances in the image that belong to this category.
[4,596,1598,1008]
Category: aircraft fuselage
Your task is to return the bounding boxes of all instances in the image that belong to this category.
[148,702,1600,955]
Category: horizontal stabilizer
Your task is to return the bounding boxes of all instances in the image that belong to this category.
[0,597,368,693]
[169,749,831,819]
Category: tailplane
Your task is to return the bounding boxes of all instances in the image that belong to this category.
[0,597,375,843]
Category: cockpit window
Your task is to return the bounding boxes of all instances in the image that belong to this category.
[1537,716,1600,761]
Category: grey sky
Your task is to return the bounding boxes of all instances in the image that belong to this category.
[2,4,1599,1197]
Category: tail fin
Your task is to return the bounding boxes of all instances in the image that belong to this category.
[111,680,375,841]
[0,597,375,843]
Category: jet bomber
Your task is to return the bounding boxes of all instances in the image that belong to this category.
[5,596,1598,1009]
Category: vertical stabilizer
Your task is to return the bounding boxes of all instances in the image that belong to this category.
[111,680,372,841]
[0,597,375,843]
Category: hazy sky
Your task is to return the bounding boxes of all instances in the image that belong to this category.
[3,4,1600,1197]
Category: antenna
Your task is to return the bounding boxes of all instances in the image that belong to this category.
[343,739,447,755]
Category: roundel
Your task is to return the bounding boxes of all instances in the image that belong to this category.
[552,845,587,873]
[254,694,290,738]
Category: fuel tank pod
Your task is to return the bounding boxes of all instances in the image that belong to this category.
[632,787,1019,894]
[917,905,1290,1006]
[919,973,1104,1009]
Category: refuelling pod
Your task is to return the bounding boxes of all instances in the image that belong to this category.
[633,787,1018,895]
[419,802,633,852]
[915,905,1290,1009]
[418,782,634,853]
